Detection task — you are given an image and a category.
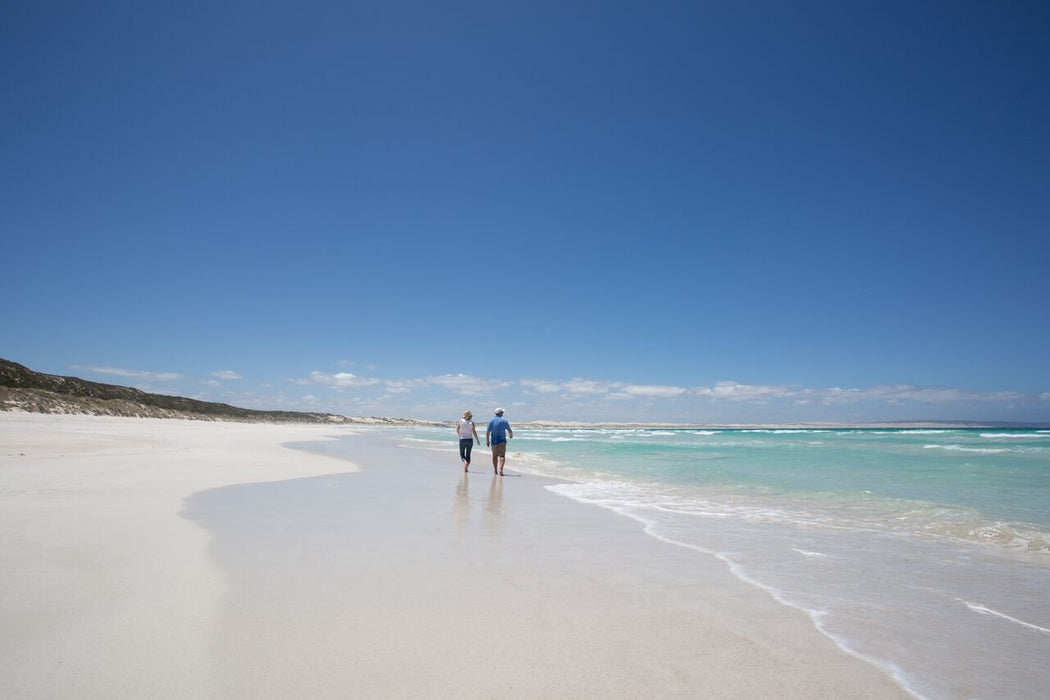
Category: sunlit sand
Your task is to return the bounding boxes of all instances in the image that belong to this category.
[0,413,906,698]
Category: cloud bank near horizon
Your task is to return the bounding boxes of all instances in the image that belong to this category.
[305,371,1032,406]
[275,370,1046,422]
[66,364,1048,423]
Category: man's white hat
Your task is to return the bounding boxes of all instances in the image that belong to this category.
[495,407,505,414]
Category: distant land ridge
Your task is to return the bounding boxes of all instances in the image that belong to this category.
[0,358,434,425]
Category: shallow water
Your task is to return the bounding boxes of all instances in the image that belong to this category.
[401,427,1050,699]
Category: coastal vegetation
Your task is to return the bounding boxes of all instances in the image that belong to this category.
[0,358,431,425]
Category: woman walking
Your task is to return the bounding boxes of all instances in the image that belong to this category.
[456,410,480,472]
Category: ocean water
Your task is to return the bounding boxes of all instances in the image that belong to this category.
[400,426,1050,699]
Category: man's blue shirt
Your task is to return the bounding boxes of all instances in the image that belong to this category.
[488,416,510,444]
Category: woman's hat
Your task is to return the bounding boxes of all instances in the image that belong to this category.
[464,410,473,418]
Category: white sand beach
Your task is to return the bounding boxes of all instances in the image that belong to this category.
[0,413,908,698]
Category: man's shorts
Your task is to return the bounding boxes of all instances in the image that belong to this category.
[491,442,507,457]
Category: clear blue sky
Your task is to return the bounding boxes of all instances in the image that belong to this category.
[3,1,1048,423]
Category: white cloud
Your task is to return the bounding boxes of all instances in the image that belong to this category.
[698,381,792,402]
[308,373,511,397]
[520,378,620,395]
[520,379,565,394]
[285,364,1042,421]
[817,385,1028,405]
[72,365,182,382]
[201,379,221,387]
[819,386,863,403]
[211,370,242,380]
[621,384,687,398]
[686,382,1032,407]
[424,373,512,396]
[563,378,618,395]
[305,371,382,389]
[524,377,1033,406]
[383,380,420,394]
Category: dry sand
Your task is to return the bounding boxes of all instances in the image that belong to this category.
[0,413,908,698]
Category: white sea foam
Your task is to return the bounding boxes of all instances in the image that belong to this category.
[792,546,829,558]
[961,601,1050,635]
[544,472,1050,555]
[741,429,830,434]
[550,480,894,540]
[965,523,1050,553]
[542,482,924,699]
[980,432,1050,439]
[509,450,573,479]
[922,444,1011,454]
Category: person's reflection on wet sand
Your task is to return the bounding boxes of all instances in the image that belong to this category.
[484,473,503,534]
[452,472,469,538]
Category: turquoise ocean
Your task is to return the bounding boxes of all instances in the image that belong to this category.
[398,426,1049,699]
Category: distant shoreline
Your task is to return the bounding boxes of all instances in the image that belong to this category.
[514,420,1050,430]
[4,405,1047,431]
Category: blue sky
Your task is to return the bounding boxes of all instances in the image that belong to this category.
[3,1,1048,423]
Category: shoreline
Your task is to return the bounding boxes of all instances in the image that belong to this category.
[514,420,1045,429]
[1,413,909,698]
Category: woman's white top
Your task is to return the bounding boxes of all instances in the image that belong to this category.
[457,419,475,438]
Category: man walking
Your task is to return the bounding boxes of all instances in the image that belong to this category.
[486,407,513,475]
